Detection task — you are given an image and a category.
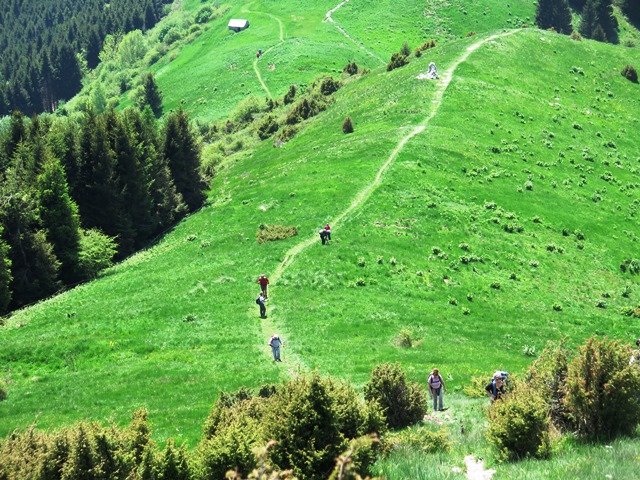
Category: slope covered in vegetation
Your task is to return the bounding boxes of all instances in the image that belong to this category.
[1,0,640,477]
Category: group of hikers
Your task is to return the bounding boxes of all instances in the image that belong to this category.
[255,225,332,317]
[427,368,508,411]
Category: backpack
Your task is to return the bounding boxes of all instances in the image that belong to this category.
[256,297,261,305]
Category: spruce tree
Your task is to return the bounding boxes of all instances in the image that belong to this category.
[142,72,163,117]
[113,109,156,251]
[162,107,206,212]
[621,0,640,23]
[595,0,618,43]
[0,230,13,314]
[0,159,60,308]
[76,109,122,248]
[579,0,601,38]
[536,0,573,34]
[36,155,82,283]
[135,107,186,233]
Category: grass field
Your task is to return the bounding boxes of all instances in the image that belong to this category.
[2,0,640,476]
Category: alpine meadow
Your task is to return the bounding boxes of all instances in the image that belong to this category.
[1,0,640,479]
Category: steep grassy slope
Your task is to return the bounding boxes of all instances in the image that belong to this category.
[2,26,639,452]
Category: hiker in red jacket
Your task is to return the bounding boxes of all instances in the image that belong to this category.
[257,274,270,298]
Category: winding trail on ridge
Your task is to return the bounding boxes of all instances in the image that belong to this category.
[242,7,285,98]
[259,29,521,375]
[324,0,386,65]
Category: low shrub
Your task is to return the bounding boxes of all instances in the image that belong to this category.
[387,426,451,453]
[256,224,298,244]
[486,384,552,460]
[257,115,279,140]
[274,125,299,145]
[195,5,214,24]
[343,61,359,75]
[342,116,354,134]
[285,97,321,125]
[283,84,297,105]
[386,53,409,72]
[525,341,570,429]
[320,76,341,96]
[621,64,638,83]
[363,362,426,429]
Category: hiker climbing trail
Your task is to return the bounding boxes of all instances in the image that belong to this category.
[259,29,522,372]
[324,0,386,65]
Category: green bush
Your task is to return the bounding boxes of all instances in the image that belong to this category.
[563,337,640,439]
[387,425,451,453]
[283,84,297,105]
[197,400,263,479]
[621,64,638,83]
[343,62,359,75]
[195,6,214,24]
[320,76,341,96]
[256,224,298,244]
[342,116,354,134]
[285,97,321,125]
[257,115,279,140]
[231,95,263,126]
[525,340,571,429]
[486,384,551,461]
[262,374,349,479]
[274,125,299,145]
[386,53,409,72]
[77,228,117,278]
[363,363,426,429]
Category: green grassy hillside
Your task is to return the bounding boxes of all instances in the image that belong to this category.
[2,0,640,473]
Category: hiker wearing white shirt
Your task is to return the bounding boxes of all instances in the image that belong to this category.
[428,368,447,411]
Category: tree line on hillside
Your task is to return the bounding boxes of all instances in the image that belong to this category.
[536,0,640,42]
[0,0,172,117]
[0,106,206,314]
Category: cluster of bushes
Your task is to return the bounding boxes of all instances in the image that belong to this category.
[1,366,428,479]
[256,224,299,244]
[486,338,640,460]
[414,40,437,58]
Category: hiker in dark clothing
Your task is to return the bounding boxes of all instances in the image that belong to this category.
[485,373,506,401]
[256,292,267,318]
[319,229,328,245]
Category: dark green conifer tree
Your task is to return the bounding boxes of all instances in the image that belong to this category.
[0,230,13,314]
[162,107,206,212]
[2,111,27,169]
[621,0,640,23]
[0,154,60,308]
[76,109,122,246]
[111,109,155,252]
[536,0,574,34]
[580,0,601,38]
[132,107,186,233]
[141,72,163,117]
[36,155,81,283]
[595,0,618,43]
